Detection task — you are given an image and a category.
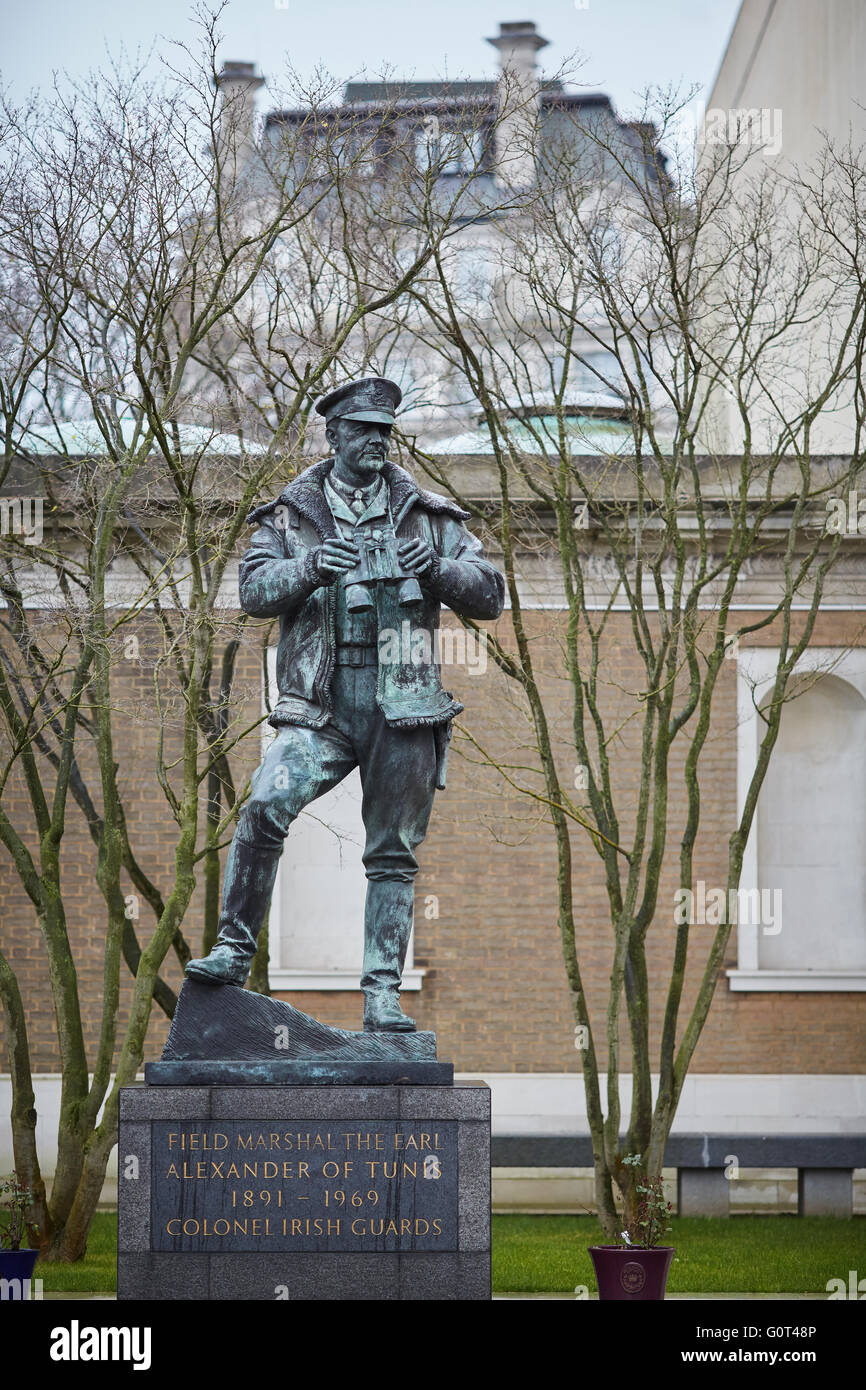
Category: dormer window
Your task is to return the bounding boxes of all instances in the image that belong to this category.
[415,125,486,176]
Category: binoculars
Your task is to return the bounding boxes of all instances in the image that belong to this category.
[344,528,423,612]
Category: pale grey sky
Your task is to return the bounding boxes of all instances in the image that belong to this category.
[2,0,742,123]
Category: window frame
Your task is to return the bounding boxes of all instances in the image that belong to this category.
[727,645,866,992]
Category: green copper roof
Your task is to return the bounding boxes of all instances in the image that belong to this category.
[434,413,674,457]
[13,416,266,458]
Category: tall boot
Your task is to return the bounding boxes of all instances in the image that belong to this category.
[361,878,416,1031]
[186,837,282,987]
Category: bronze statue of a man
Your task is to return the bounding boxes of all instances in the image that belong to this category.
[186,377,505,1030]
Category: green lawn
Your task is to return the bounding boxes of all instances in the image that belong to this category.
[35,1212,118,1293]
[32,1211,866,1295]
[492,1214,866,1294]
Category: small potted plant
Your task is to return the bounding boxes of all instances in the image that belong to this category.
[0,1172,40,1287]
[588,1154,675,1300]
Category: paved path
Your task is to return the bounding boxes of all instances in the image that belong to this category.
[34,1290,826,1301]
[496,1291,825,1300]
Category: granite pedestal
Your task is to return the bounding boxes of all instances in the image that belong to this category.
[117,1080,490,1301]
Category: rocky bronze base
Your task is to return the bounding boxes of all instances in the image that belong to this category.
[145,1059,453,1085]
[158,979,443,1082]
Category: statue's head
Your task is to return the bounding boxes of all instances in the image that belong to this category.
[315,376,402,482]
[325,416,392,480]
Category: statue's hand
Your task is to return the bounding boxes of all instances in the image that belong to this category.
[397,538,435,576]
[314,538,360,583]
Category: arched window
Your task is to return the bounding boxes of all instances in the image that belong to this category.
[730,648,866,990]
[757,673,866,972]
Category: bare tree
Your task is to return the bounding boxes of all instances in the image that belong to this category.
[382,95,866,1236]
[0,8,525,1259]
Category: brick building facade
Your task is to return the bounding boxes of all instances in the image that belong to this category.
[4,580,864,1068]
[2,461,864,1209]
[2,8,865,1213]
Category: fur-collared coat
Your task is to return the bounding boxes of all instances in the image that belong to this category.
[240,459,505,738]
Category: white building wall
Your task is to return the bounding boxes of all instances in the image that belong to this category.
[701,0,866,453]
[3,1070,863,1210]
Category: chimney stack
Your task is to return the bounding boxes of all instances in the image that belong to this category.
[486,21,550,188]
[214,61,265,182]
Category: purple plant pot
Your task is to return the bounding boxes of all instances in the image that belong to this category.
[0,1247,40,1289]
[589,1245,675,1301]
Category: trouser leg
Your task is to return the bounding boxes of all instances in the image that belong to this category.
[186,722,353,987]
[353,674,438,1029]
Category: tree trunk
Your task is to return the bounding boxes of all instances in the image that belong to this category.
[0,949,52,1245]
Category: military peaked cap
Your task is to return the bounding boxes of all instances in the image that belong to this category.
[315,376,402,425]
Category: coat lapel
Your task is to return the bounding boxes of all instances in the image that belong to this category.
[286,468,340,539]
[248,457,470,536]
